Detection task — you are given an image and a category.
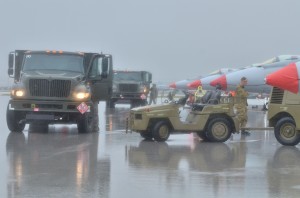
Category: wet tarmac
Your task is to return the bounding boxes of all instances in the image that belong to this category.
[2,95,300,198]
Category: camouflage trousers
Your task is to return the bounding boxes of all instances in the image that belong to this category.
[235,104,248,129]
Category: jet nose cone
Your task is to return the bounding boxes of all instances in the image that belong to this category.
[169,82,176,89]
[266,62,299,94]
[187,80,201,89]
[210,75,227,90]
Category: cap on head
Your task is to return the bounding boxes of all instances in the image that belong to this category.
[216,83,222,90]
[241,77,247,81]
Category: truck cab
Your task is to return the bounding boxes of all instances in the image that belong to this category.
[7,50,113,133]
[268,87,300,145]
[108,70,152,108]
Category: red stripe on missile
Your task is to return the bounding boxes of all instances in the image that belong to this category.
[210,75,227,90]
[265,62,299,94]
[169,82,176,89]
[187,80,201,89]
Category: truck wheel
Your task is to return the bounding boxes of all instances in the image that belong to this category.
[197,131,210,142]
[152,121,170,142]
[6,105,25,132]
[140,132,153,140]
[206,117,231,142]
[77,113,94,133]
[131,100,137,108]
[107,100,115,108]
[274,117,300,146]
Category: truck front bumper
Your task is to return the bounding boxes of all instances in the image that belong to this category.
[8,99,92,113]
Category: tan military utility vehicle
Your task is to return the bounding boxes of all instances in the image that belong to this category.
[127,91,240,142]
[268,87,300,146]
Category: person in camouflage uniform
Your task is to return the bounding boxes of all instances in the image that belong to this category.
[235,77,250,136]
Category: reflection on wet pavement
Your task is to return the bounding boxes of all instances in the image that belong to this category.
[2,99,300,198]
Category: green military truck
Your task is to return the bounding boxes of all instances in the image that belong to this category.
[7,50,113,133]
[268,87,300,146]
[127,91,239,142]
[108,70,152,108]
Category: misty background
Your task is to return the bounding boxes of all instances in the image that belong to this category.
[1,0,299,86]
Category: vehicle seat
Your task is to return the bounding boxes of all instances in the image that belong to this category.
[191,103,207,111]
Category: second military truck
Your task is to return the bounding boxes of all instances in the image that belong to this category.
[108,70,152,108]
[7,50,113,133]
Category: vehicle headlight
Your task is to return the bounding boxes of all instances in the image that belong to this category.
[11,89,25,97]
[74,92,90,99]
[73,85,90,100]
[140,86,147,93]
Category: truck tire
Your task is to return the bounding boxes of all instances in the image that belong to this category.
[140,132,153,140]
[197,131,210,142]
[131,100,137,108]
[107,100,115,108]
[274,117,300,146]
[77,112,95,133]
[6,105,25,132]
[206,117,231,142]
[78,102,99,133]
[152,121,170,142]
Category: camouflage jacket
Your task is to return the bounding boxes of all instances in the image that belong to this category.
[235,85,248,105]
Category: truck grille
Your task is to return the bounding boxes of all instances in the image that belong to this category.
[119,84,139,92]
[270,87,284,104]
[29,79,71,97]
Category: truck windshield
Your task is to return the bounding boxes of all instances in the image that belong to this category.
[22,54,84,73]
[114,72,142,81]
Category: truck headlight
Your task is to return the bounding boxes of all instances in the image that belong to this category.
[73,84,91,100]
[74,92,90,99]
[140,86,147,93]
[11,89,25,97]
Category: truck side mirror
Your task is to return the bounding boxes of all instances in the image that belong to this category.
[8,53,14,77]
[8,68,14,76]
[101,57,109,79]
[148,73,152,83]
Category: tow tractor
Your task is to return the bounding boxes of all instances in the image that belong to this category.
[126,91,240,142]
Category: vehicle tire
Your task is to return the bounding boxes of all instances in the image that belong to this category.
[274,117,300,146]
[152,121,170,142]
[77,113,93,133]
[140,132,153,140]
[197,131,210,142]
[131,100,139,108]
[107,100,115,109]
[206,117,231,142]
[6,105,25,132]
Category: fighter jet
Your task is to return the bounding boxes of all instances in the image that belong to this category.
[265,61,300,94]
[210,55,300,94]
[187,68,237,90]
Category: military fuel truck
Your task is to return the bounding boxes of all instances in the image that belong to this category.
[127,91,240,142]
[108,70,152,108]
[268,87,300,146]
[7,50,113,133]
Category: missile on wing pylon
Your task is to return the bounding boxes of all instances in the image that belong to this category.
[187,68,236,90]
[265,62,300,94]
[210,55,300,94]
[169,79,195,90]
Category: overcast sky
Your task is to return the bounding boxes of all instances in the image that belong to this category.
[1,0,300,86]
